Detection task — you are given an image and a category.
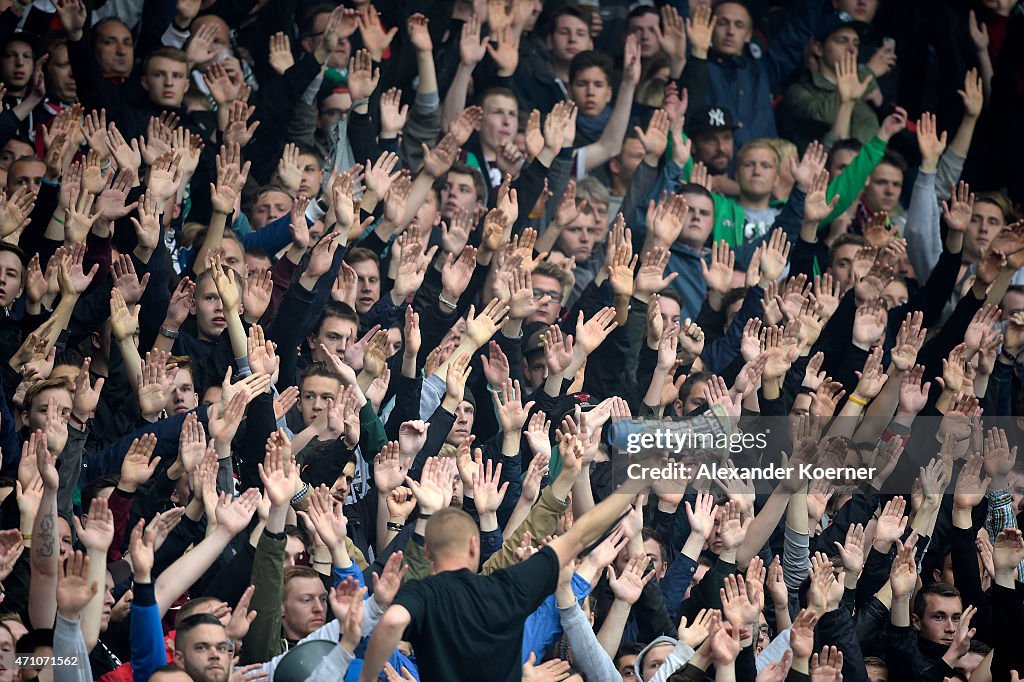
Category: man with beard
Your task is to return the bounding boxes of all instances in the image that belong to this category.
[173,615,233,682]
[687,105,740,197]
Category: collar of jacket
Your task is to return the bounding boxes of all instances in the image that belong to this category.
[916,633,953,661]
[809,69,840,92]
[669,241,708,259]
[709,49,750,67]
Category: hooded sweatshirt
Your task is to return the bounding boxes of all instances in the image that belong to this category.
[636,635,696,682]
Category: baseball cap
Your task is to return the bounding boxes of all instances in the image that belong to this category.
[521,322,548,356]
[815,12,871,43]
[686,105,739,137]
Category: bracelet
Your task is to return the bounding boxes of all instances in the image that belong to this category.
[51,214,65,225]
[20,533,31,541]
[797,386,815,395]
[290,482,310,505]
[1001,348,1018,364]
[159,326,180,339]
[386,521,405,532]
[848,394,868,406]
[438,293,457,310]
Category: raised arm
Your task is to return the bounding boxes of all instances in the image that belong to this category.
[582,36,641,172]
[28,431,59,629]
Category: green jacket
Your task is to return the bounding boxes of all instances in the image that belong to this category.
[240,530,285,664]
[710,194,786,248]
[359,400,388,464]
[821,134,887,224]
[680,135,887,249]
[778,67,880,150]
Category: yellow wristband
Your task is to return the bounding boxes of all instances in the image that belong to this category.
[848,394,868,406]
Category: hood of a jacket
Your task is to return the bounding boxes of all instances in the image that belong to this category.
[636,635,681,681]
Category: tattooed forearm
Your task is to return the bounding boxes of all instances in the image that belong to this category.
[37,513,55,558]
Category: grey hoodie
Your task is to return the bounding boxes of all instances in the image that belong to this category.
[636,635,696,682]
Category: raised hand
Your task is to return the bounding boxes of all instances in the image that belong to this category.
[57,551,98,620]
[215,488,261,536]
[608,553,654,606]
[916,112,947,173]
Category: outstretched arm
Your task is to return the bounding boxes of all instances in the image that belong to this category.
[358,604,411,682]
[582,36,640,172]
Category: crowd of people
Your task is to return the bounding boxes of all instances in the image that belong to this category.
[0,0,1020,679]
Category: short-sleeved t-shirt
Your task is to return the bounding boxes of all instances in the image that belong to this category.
[392,545,561,681]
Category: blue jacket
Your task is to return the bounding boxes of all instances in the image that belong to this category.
[130,583,166,682]
[685,51,778,150]
[521,573,592,663]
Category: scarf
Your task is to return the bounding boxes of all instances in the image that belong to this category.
[576,106,613,146]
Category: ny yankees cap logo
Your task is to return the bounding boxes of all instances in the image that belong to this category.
[708,108,726,127]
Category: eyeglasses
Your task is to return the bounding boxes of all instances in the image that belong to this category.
[532,289,561,301]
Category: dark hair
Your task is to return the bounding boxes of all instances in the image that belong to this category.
[827,138,862,169]
[344,247,381,269]
[446,162,487,203]
[144,46,188,72]
[615,642,645,666]
[291,142,323,169]
[641,528,670,565]
[627,4,659,21]
[678,371,713,408]
[677,182,714,205]
[299,4,338,39]
[54,348,84,370]
[877,149,907,175]
[713,0,752,12]
[174,597,223,629]
[16,628,53,653]
[477,86,518,109]
[913,582,961,620]
[299,361,343,385]
[657,287,684,310]
[246,246,272,264]
[174,613,225,649]
[551,5,590,31]
[2,135,33,151]
[721,287,747,310]
[0,242,26,268]
[569,50,613,83]
[81,475,119,515]
[828,233,870,267]
[312,301,359,337]
[284,524,311,551]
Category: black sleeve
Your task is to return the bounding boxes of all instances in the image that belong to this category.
[384,374,424,441]
[817,606,869,682]
[887,246,962,329]
[198,536,257,607]
[632,578,679,642]
[407,403,457,482]
[991,583,1024,680]
[680,57,711,110]
[237,392,277,493]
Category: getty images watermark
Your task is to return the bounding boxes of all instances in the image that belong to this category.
[607,413,1023,495]
[609,409,880,488]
